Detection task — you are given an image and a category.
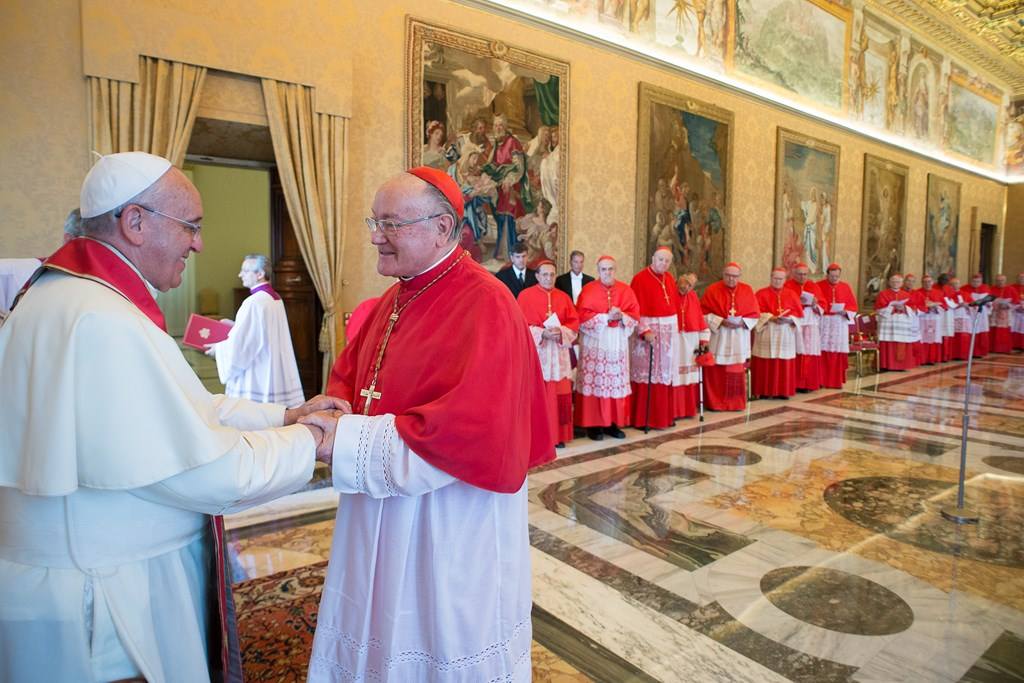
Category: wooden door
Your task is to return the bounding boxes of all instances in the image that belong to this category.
[270,170,323,399]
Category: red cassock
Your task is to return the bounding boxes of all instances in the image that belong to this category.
[752,286,803,398]
[327,249,554,492]
[945,285,969,360]
[988,285,1020,354]
[785,279,827,391]
[916,286,946,365]
[629,268,682,429]
[875,288,918,370]
[574,279,642,427]
[677,289,709,417]
[905,288,930,365]
[816,278,858,388]
[700,281,759,411]
[960,284,992,358]
[518,284,580,444]
[1014,284,1024,350]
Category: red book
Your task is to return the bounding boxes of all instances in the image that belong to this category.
[183,314,232,350]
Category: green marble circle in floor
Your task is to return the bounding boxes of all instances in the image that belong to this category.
[824,476,1024,568]
[760,566,914,636]
[684,445,762,466]
[982,456,1024,475]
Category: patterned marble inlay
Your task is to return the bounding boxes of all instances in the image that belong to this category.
[536,459,754,571]
[685,445,763,466]
[810,392,1024,438]
[981,456,1024,476]
[759,566,914,636]
[734,417,952,456]
[877,365,1024,411]
[824,476,1024,568]
[959,630,1024,682]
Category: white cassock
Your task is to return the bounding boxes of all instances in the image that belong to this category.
[0,257,41,326]
[678,327,711,386]
[877,302,919,343]
[212,287,304,407]
[820,312,853,354]
[753,312,802,360]
[705,313,756,364]
[919,304,943,344]
[0,268,315,683]
[308,413,532,682]
[797,293,822,357]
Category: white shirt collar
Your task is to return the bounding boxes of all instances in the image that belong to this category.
[513,266,526,277]
[400,245,458,281]
[570,271,582,280]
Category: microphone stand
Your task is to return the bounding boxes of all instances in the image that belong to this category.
[940,299,986,525]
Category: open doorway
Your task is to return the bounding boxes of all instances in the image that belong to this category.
[978,223,997,282]
[158,106,322,400]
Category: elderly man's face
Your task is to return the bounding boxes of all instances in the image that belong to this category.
[493,118,507,138]
[951,278,961,289]
[904,275,917,289]
[995,274,1007,287]
[135,168,203,292]
[971,275,983,287]
[889,276,904,290]
[369,175,452,277]
[770,271,786,289]
[537,264,556,289]
[794,266,809,284]
[597,259,616,286]
[239,259,264,288]
[651,250,672,274]
[570,253,584,274]
[827,268,841,284]
[511,251,527,270]
[922,276,934,289]
[677,276,693,296]
[723,267,740,288]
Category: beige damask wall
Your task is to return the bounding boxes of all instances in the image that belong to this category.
[0,0,1014,311]
[1005,185,1024,279]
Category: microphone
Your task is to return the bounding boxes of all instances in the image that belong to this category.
[968,294,995,307]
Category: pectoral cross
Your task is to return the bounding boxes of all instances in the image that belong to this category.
[729,290,737,317]
[359,384,382,415]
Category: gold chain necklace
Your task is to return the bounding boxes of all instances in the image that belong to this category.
[358,250,468,415]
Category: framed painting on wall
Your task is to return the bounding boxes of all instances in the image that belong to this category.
[945,70,1000,166]
[773,128,840,278]
[406,18,570,271]
[924,174,961,278]
[634,83,733,290]
[859,153,908,309]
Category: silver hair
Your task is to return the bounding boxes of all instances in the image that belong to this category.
[244,254,271,275]
[64,208,82,238]
[420,184,461,243]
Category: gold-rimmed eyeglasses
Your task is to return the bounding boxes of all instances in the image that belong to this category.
[364,213,446,235]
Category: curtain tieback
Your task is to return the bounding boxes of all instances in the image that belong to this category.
[319,308,336,353]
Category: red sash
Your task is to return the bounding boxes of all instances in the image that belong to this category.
[15,237,242,683]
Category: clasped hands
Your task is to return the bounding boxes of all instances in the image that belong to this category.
[608,306,623,321]
[284,394,353,465]
[541,327,563,343]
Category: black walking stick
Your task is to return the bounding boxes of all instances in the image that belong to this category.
[644,339,654,433]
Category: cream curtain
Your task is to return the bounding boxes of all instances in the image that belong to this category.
[88,56,207,166]
[261,79,348,385]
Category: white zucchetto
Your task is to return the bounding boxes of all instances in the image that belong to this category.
[80,152,173,218]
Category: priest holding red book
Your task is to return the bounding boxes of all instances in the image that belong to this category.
[816,263,857,388]
[629,247,682,429]
[752,268,804,399]
[700,262,759,411]
[519,260,580,447]
[575,255,641,440]
[875,273,919,370]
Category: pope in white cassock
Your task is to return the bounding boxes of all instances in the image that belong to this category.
[208,253,305,407]
[301,166,554,682]
[0,152,346,683]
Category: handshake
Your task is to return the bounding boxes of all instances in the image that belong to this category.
[284,395,354,466]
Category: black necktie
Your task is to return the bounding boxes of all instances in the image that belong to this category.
[517,271,524,286]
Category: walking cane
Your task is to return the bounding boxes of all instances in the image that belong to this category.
[698,364,705,423]
[644,340,654,433]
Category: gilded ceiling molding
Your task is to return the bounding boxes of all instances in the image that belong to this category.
[867,0,1024,94]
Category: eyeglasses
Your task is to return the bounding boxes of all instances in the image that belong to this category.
[117,204,202,237]
[364,213,446,235]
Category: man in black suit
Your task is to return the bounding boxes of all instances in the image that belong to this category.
[495,241,536,299]
[555,250,594,305]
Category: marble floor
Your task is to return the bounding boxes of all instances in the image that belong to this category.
[225,353,1024,682]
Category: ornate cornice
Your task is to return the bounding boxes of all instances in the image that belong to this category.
[868,0,1024,95]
